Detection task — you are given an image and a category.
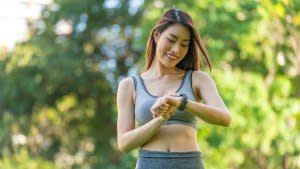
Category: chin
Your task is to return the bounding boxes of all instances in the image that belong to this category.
[162,62,177,68]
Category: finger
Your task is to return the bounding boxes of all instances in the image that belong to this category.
[168,107,177,115]
[160,104,169,109]
[151,111,157,116]
[158,109,166,114]
[161,96,169,104]
[163,102,170,107]
[169,92,180,97]
[154,111,161,118]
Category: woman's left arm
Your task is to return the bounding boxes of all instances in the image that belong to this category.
[167,71,231,127]
[188,71,231,126]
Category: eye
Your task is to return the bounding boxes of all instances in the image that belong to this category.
[167,38,176,43]
[181,44,189,48]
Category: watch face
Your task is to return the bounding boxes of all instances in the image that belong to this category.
[179,94,188,110]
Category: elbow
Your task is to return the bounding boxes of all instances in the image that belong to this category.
[117,140,130,154]
[118,145,129,154]
[222,119,231,127]
[222,113,232,127]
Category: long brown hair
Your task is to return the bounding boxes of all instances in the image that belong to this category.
[144,8,212,71]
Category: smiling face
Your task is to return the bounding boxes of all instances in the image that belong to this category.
[154,23,191,68]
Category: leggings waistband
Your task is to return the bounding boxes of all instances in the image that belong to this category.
[139,149,201,158]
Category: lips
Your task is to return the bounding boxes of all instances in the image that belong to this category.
[165,53,177,60]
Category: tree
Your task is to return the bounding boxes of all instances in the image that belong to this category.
[0,0,299,168]
[0,0,144,168]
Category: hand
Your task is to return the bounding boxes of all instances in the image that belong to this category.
[150,93,181,120]
[150,96,170,120]
[165,93,181,108]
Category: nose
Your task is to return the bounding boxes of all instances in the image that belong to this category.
[170,43,180,54]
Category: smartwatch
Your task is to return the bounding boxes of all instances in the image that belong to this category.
[178,93,188,111]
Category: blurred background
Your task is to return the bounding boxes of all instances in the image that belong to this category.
[0,0,299,169]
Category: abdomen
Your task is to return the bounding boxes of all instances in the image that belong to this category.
[141,124,200,152]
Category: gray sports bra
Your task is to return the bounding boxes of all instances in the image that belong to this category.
[132,70,197,128]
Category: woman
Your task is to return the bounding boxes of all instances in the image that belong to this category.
[117,8,231,169]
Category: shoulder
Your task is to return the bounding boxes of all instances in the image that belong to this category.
[191,70,218,90]
[117,76,136,100]
[118,76,136,92]
[118,76,135,87]
[192,70,214,83]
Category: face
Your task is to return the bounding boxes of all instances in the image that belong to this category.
[154,23,190,68]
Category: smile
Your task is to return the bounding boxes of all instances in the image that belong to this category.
[165,53,177,60]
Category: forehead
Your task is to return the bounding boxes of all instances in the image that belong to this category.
[162,23,190,40]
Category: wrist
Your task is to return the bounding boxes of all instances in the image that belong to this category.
[166,95,181,107]
[178,93,188,111]
[156,116,167,123]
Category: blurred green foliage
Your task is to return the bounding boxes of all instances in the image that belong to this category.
[0,0,299,169]
[0,148,62,169]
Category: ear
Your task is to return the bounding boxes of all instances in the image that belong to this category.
[154,31,161,43]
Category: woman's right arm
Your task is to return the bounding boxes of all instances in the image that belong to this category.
[117,77,166,153]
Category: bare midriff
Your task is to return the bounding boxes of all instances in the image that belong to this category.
[140,124,200,152]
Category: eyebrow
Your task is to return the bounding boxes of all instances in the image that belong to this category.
[169,33,190,42]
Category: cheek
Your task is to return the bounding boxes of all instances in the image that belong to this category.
[157,40,170,53]
[182,47,189,54]
[180,47,189,58]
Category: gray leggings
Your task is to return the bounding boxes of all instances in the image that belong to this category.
[135,149,205,169]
